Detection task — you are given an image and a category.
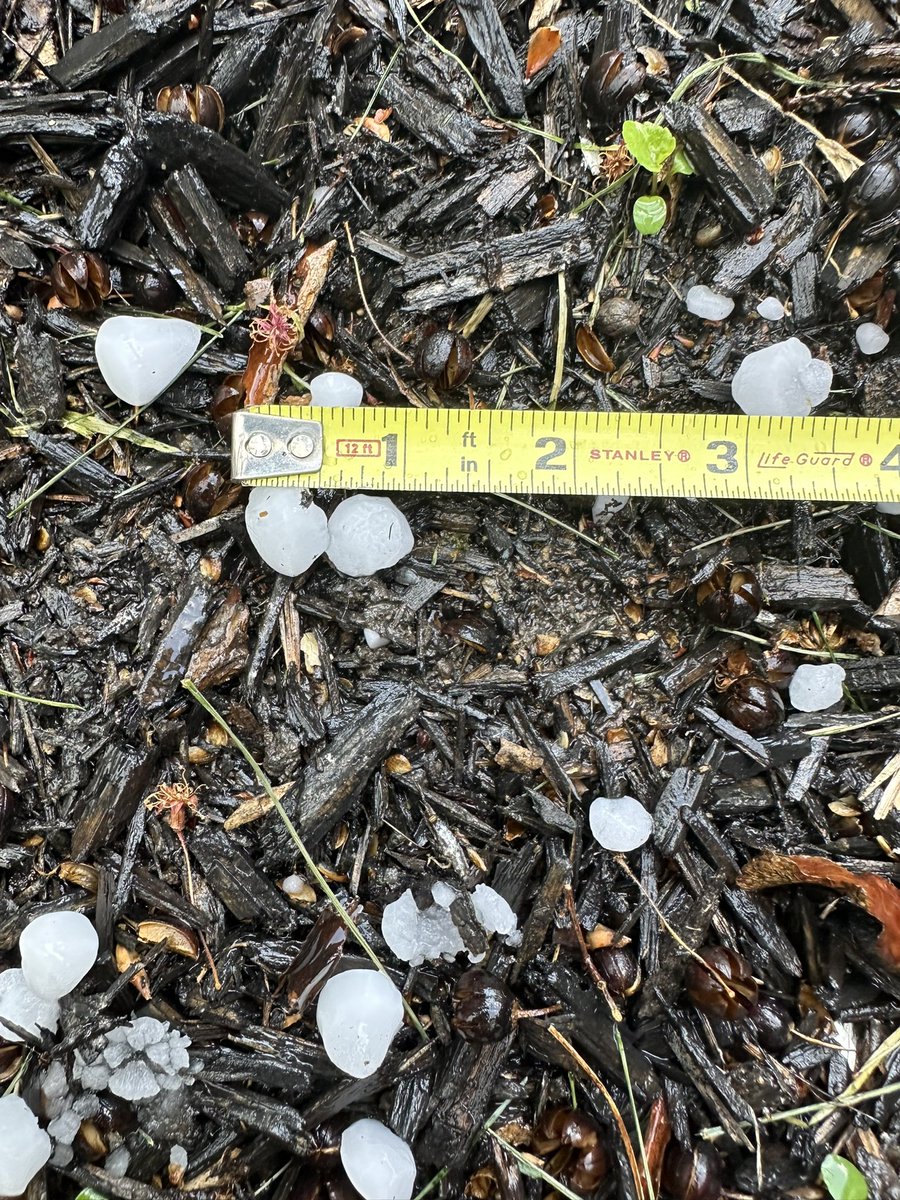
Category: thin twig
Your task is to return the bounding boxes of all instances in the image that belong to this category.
[563,885,622,1021]
[343,222,412,364]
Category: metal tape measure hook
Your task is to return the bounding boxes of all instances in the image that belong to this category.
[232,410,324,483]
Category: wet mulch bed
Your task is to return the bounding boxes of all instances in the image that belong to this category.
[2,0,900,1197]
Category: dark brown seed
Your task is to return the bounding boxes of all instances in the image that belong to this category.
[721,675,784,734]
[583,47,645,127]
[451,968,515,1043]
[747,995,791,1052]
[156,84,225,132]
[592,945,640,995]
[416,329,474,390]
[284,908,347,1015]
[442,614,500,656]
[122,266,179,311]
[596,296,641,339]
[533,1106,609,1194]
[844,145,900,222]
[661,1142,723,1200]
[685,945,758,1021]
[831,102,886,159]
[49,251,111,311]
[182,463,227,521]
[210,374,245,437]
[696,566,761,628]
[536,194,558,224]
[575,324,614,372]
[763,646,795,691]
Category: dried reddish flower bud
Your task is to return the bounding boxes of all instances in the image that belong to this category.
[451,969,514,1043]
[685,946,758,1021]
[156,84,225,132]
[49,251,111,311]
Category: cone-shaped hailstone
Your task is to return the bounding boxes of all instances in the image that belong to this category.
[0,1095,52,1197]
[20,910,99,1000]
[0,968,60,1042]
[316,968,404,1077]
[94,316,201,407]
[340,1119,416,1200]
[327,494,414,577]
[589,795,653,852]
[245,487,329,576]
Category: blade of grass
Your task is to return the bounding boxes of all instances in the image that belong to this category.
[699,1079,900,1139]
[180,679,428,1040]
[493,493,620,559]
[486,1131,586,1200]
[548,271,567,410]
[61,412,179,455]
[615,1026,655,1200]
[0,688,82,710]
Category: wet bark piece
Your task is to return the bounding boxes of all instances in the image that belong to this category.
[16,312,64,427]
[72,136,148,250]
[0,114,124,144]
[263,682,418,864]
[398,220,595,309]
[512,837,570,983]
[50,0,197,87]
[758,562,862,611]
[191,826,294,931]
[845,657,900,694]
[185,587,249,691]
[456,0,525,116]
[165,165,250,293]
[377,74,484,157]
[535,635,661,699]
[666,102,775,230]
[71,741,159,861]
[26,430,122,497]
[137,576,217,710]
[195,1081,313,1153]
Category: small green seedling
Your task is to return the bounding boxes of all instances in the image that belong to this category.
[621,119,694,236]
[821,1154,868,1200]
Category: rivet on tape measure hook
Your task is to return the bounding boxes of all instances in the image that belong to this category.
[231,405,900,505]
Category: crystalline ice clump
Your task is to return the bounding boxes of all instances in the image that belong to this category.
[109,1059,161,1101]
[855,322,890,355]
[170,1145,189,1170]
[592,495,628,524]
[364,627,390,649]
[0,1095,52,1196]
[381,890,464,967]
[757,297,785,320]
[471,885,521,947]
[95,316,201,407]
[340,1119,416,1200]
[327,494,414,577]
[686,285,734,321]
[20,911,99,1000]
[0,968,60,1041]
[310,371,363,407]
[76,1017,193,1098]
[589,795,653,852]
[731,338,832,416]
[317,968,404,1077]
[789,663,845,712]
[245,487,329,576]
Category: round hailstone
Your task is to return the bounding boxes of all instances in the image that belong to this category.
[316,968,404,1077]
[363,627,390,649]
[0,1095,52,1197]
[281,874,307,897]
[94,316,201,407]
[877,503,900,515]
[855,322,890,355]
[327,494,414,577]
[592,495,629,524]
[0,968,60,1041]
[310,371,363,407]
[685,285,734,321]
[589,795,653,852]
[341,1119,416,1200]
[20,910,99,1000]
[731,338,832,417]
[788,663,846,712]
[244,487,329,576]
[757,297,785,321]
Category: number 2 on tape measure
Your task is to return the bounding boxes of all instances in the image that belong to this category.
[535,436,567,470]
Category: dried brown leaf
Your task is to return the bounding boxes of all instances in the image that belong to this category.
[575,324,614,372]
[136,920,200,959]
[525,27,561,79]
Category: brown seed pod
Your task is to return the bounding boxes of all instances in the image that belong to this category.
[685,946,758,1021]
[831,102,887,160]
[721,675,784,734]
[182,462,228,521]
[583,47,645,127]
[747,995,791,1052]
[596,296,641,339]
[696,566,761,628]
[122,265,179,311]
[442,614,501,657]
[156,84,225,131]
[451,969,515,1043]
[49,251,111,311]
[660,1142,723,1200]
[592,945,640,996]
[533,1106,609,1195]
[416,329,474,390]
[575,324,614,372]
[209,374,245,437]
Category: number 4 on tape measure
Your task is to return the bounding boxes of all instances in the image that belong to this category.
[231,405,900,505]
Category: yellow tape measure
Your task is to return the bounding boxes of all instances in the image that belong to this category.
[231,405,900,503]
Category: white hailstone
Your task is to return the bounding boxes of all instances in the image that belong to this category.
[94,316,201,407]
[281,874,307,897]
[381,889,464,966]
[47,1109,81,1145]
[316,968,404,1078]
[245,487,329,576]
[855,322,890,355]
[364,627,390,649]
[877,503,900,515]
[589,795,653,852]
[310,371,364,407]
[126,1016,167,1051]
[592,495,629,524]
[340,1119,416,1200]
[471,885,521,947]
[108,1059,161,1101]
[20,910,99,1000]
[788,663,846,712]
[105,1146,131,1179]
[685,285,734,321]
[0,968,60,1041]
[170,1145,189,1170]
[41,1059,68,1111]
[327,494,414,577]
[731,338,832,417]
[0,1095,52,1196]
[431,881,459,909]
[756,297,785,321]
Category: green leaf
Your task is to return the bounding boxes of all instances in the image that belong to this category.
[821,1155,868,1200]
[671,147,695,175]
[622,120,677,174]
[632,195,667,236]
[76,1190,109,1200]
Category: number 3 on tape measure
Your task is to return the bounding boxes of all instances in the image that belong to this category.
[707,440,738,474]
